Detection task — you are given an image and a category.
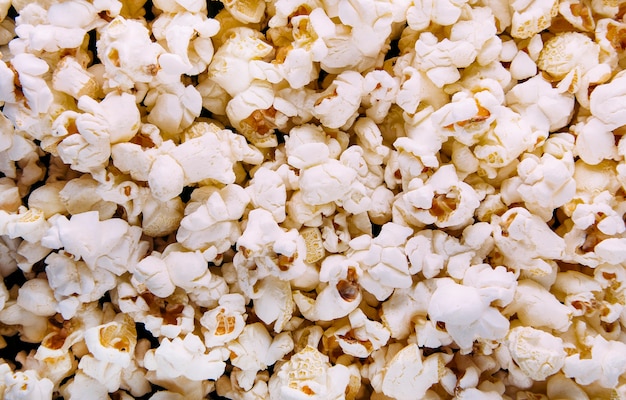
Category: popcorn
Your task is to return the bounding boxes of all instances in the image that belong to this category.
[3,0,626,397]
[508,279,572,332]
[8,53,54,115]
[397,164,481,229]
[133,246,212,299]
[2,370,54,400]
[331,308,390,358]
[407,0,468,29]
[380,343,452,400]
[96,16,164,90]
[293,254,360,321]
[589,70,626,129]
[200,293,247,347]
[42,211,148,276]
[143,333,227,381]
[312,70,364,129]
[177,184,249,260]
[152,11,220,76]
[427,275,511,353]
[208,27,274,97]
[16,278,58,317]
[55,91,141,179]
[348,222,413,301]
[562,328,626,388]
[510,0,559,39]
[227,322,293,389]
[52,56,99,100]
[268,345,350,399]
[144,82,202,136]
[234,208,309,300]
[505,326,566,381]
[492,207,565,278]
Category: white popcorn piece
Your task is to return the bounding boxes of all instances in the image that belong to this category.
[246,167,287,223]
[222,0,265,24]
[215,370,270,400]
[589,70,626,129]
[413,31,477,88]
[2,370,54,400]
[539,33,598,82]
[209,27,274,97]
[235,209,308,289]
[407,0,468,29]
[381,343,452,400]
[508,279,572,332]
[538,32,606,99]
[115,282,195,339]
[331,308,390,358]
[42,211,148,276]
[84,315,137,376]
[503,151,576,221]
[510,0,558,39]
[227,322,293,389]
[561,191,626,267]
[313,70,364,129]
[96,16,165,90]
[16,278,58,317]
[77,91,141,145]
[348,222,413,301]
[553,270,603,318]
[225,80,277,148]
[200,293,247,348]
[449,6,502,67]
[381,281,432,340]
[177,184,249,260]
[284,123,342,170]
[293,255,361,321]
[118,124,261,201]
[252,276,295,333]
[59,371,110,400]
[52,56,99,100]
[492,207,565,276]
[153,0,206,13]
[361,70,399,123]
[558,0,595,32]
[45,251,116,319]
[144,333,227,381]
[268,345,350,400]
[0,301,48,343]
[506,326,566,381]
[506,74,575,134]
[9,53,53,115]
[27,181,67,219]
[55,91,141,178]
[152,11,220,76]
[285,190,336,227]
[545,373,591,400]
[563,331,626,388]
[57,176,117,220]
[145,82,202,136]
[427,277,510,353]
[298,159,357,206]
[509,49,537,81]
[140,195,184,238]
[0,206,50,244]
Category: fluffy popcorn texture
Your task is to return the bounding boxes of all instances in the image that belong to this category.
[2,0,626,399]
[268,345,350,399]
[143,333,227,381]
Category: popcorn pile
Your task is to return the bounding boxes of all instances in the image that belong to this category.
[1,0,626,398]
